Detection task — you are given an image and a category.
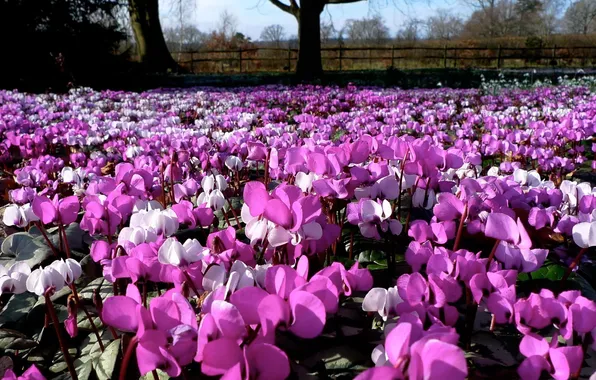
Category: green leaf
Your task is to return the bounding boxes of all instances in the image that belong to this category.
[95,339,120,380]
[140,369,170,379]
[1,232,53,268]
[50,223,86,252]
[0,328,37,350]
[518,263,565,281]
[79,330,112,359]
[470,331,517,367]
[0,293,38,325]
[302,345,367,372]
[76,310,103,331]
[73,359,93,380]
[80,278,113,301]
[569,273,596,302]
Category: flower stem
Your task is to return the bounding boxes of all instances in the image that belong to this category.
[44,293,78,380]
[486,239,500,270]
[35,222,60,258]
[182,271,201,299]
[70,284,104,351]
[119,335,138,380]
[142,281,148,308]
[227,198,241,226]
[60,224,72,259]
[562,247,588,282]
[463,288,477,350]
[452,204,468,252]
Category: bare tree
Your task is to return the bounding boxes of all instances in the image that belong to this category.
[344,14,390,44]
[218,10,238,41]
[267,0,380,79]
[539,0,565,35]
[164,25,208,51]
[564,0,596,34]
[163,0,195,61]
[461,0,517,38]
[426,9,464,40]
[320,20,337,45]
[261,24,286,46]
[396,18,423,42]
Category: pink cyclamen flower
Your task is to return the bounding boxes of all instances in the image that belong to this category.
[518,334,583,380]
[32,195,79,226]
[3,364,46,380]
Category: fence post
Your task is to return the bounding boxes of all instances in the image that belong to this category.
[238,48,243,73]
[368,49,372,68]
[190,52,195,74]
[287,47,292,71]
[339,45,343,71]
[391,45,396,68]
[497,45,502,69]
[443,44,448,69]
[453,48,457,68]
[551,45,556,66]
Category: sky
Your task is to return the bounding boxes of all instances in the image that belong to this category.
[159,0,470,40]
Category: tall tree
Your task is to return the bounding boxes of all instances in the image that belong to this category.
[128,0,178,72]
[268,0,364,79]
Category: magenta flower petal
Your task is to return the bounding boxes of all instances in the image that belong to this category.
[58,196,80,225]
[385,322,415,365]
[102,296,139,332]
[295,277,339,314]
[519,333,549,357]
[244,182,269,217]
[265,265,306,299]
[485,212,519,243]
[517,355,551,380]
[230,286,269,325]
[211,300,247,340]
[549,346,584,380]
[288,290,326,339]
[486,292,514,324]
[258,294,291,336]
[433,193,464,221]
[354,367,403,380]
[246,343,291,380]
[136,338,167,376]
[264,199,292,228]
[404,272,429,305]
[416,339,467,380]
[32,195,57,224]
[201,338,243,376]
[150,297,181,331]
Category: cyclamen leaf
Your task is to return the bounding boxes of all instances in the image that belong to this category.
[95,339,121,380]
[0,328,37,350]
[0,292,38,325]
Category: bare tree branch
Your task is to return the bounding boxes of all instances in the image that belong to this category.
[326,0,364,4]
[269,0,293,14]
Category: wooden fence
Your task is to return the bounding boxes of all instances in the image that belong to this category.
[172,45,596,73]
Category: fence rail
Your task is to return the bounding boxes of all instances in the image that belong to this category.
[172,45,596,73]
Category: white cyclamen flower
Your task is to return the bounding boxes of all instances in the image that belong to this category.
[0,262,31,295]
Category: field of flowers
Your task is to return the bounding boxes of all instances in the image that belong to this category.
[0,83,595,380]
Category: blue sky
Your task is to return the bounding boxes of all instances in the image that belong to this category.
[159,0,469,40]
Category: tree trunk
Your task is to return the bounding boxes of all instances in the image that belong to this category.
[128,0,178,72]
[296,0,324,80]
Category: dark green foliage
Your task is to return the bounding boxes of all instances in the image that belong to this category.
[0,0,127,91]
